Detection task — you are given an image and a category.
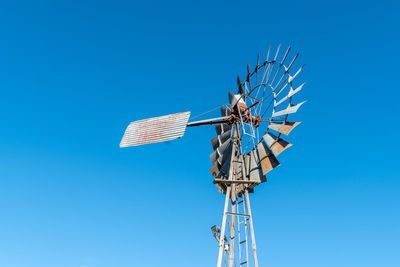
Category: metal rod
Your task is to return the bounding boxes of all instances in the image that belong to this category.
[214,179,257,184]
[226,212,250,217]
[187,116,230,127]
[218,123,239,267]
[228,199,236,267]
[237,197,242,266]
[245,189,259,267]
[243,196,249,267]
[217,186,231,267]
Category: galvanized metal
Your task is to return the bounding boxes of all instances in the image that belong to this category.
[244,154,250,177]
[217,186,231,267]
[217,152,233,179]
[210,161,220,178]
[274,83,304,107]
[245,190,259,267]
[257,141,280,175]
[211,130,233,150]
[288,65,303,83]
[272,101,305,117]
[268,121,301,136]
[187,116,230,127]
[263,132,292,156]
[228,200,236,267]
[215,123,233,135]
[214,179,256,184]
[248,149,266,183]
[210,138,233,165]
[120,111,190,147]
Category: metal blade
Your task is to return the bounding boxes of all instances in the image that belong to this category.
[217,154,231,179]
[229,90,243,108]
[263,132,292,156]
[211,130,232,150]
[257,141,280,175]
[244,153,250,177]
[228,90,235,107]
[210,161,221,178]
[233,159,246,193]
[255,53,260,84]
[210,138,233,165]
[285,53,299,73]
[215,123,233,135]
[249,149,266,183]
[120,111,191,147]
[268,121,301,135]
[237,75,244,95]
[274,83,305,107]
[272,101,305,117]
[280,46,291,65]
[270,46,290,86]
[288,65,304,83]
[273,44,281,61]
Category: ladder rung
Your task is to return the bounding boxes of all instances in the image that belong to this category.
[226,212,250,217]
[240,261,247,265]
[214,179,257,184]
[240,240,246,244]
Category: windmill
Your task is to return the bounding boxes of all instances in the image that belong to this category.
[120,45,305,267]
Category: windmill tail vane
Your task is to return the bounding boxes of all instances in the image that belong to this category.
[120,45,306,267]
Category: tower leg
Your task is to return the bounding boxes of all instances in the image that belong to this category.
[217,186,231,267]
[245,189,259,267]
[228,197,236,267]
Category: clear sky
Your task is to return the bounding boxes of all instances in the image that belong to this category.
[0,0,399,266]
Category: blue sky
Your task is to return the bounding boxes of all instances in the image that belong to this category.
[0,0,399,266]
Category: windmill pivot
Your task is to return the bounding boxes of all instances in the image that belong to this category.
[229,99,262,128]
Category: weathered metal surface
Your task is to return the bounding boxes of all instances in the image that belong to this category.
[210,138,233,165]
[244,154,250,177]
[214,179,255,184]
[187,116,230,127]
[263,132,292,156]
[244,190,259,267]
[257,141,280,175]
[274,83,304,107]
[210,161,221,178]
[120,111,191,147]
[215,123,233,135]
[211,130,232,150]
[217,151,232,179]
[248,149,266,183]
[272,101,305,117]
[268,121,301,135]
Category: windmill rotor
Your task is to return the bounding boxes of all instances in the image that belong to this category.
[119,45,306,267]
